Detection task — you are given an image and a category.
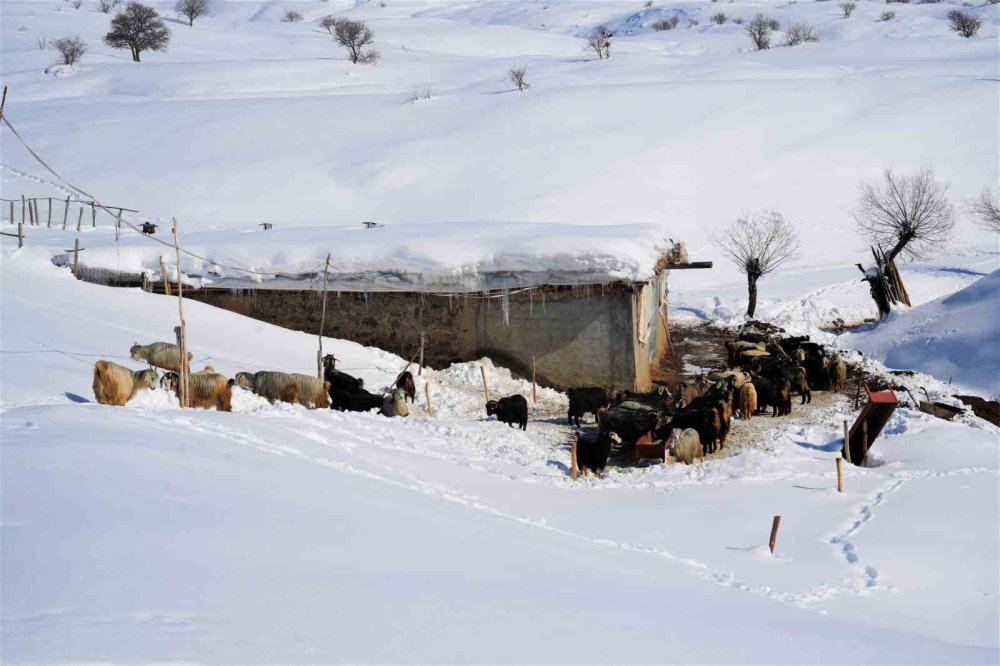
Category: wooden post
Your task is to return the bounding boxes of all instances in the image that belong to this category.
[532,354,537,403]
[317,253,331,378]
[843,420,851,464]
[424,381,433,417]
[418,331,425,376]
[836,457,844,493]
[21,195,25,224]
[861,420,868,467]
[62,197,69,229]
[27,198,34,226]
[47,198,52,227]
[17,222,24,248]
[571,439,578,481]
[172,218,190,408]
[8,201,13,225]
[72,238,80,277]
[76,207,83,231]
[159,256,171,295]
[769,515,781,554]
[480,364,490,403]
[115,209,122,241]
[90,202,96,228]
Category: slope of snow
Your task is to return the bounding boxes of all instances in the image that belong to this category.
[2,243,998,663]
[843,270,1000,396]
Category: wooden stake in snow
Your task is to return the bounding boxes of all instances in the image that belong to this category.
[160,256,171,296]
[76,207,83,232]
[71,238,80,277]
[769,515,781,554]
[424,381,433,417]
[480,364,490,403]
[90,202,96,228]
[172,217,190,409]
[418,331,425,376]
[21,195,25,225]
[17,222,24,248]
[115,209,122,241]
[8,201,13,225]
[62,197,69,230]
[836,457,844,493]
[317,253,330,378]
[532,355,537,403]
[571,438,579,481]
[47,198,52,227]
[27,198,34,226]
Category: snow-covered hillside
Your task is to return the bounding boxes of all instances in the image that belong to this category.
[2,247,998,663]
[846,269,1000,396]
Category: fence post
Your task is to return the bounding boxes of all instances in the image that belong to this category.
[480,364,490,403]
[159,256,171,295]
[418,331,425,376]
[27,198,35,226]
[47,198,52,227]
[115,209,122,241]
[90,202,96,228]
[571,439,579,481]
[8,200,13,225]
[17,222,24,248]
[72,238,80,277]
[76,207,83,231]
[424,381,433,417]
[21,195,25,224]
[172,218,190,408]
[317,253,330,378]
[769,515,781,554]
[62,197,69,229]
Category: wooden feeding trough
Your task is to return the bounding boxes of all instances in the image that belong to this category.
[844,385,898,466]
[633,430,670,463]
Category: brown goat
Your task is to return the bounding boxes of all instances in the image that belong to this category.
[93,361,158,406]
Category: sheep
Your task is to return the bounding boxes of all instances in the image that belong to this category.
[161,371,232,411]
[671,428,704,465]
[396,371,416,403]
[92,360,158,406]
[129,341,193,372]
[739,382,758,420]
[233,371,299,404]
[671,407,721,455]
[381,387,410,417]
[486,394,528,431]
[829,356,847,391]
[567,387,610,426]
[330,387,384,413]
[289,373,331,409]
[573,431,619,477]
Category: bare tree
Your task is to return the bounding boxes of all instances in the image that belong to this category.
[586,25,613,59]
[745,13,775,50]
[333,17,378,63]
[783,22,819,45]
[104,1,171,62]
[282,10,303,22]
[714,211,801,318]
[854,169,956,261]
[318,14,337,34]
[968,187,1000,232]
[947,9,981,37]
[52,36,87,64]
[175,0,209,26]
[839,1,857,17]
[98,0,117,14]
[508,65,529,91]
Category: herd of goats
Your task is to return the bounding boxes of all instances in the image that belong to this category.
[91,332,849,478]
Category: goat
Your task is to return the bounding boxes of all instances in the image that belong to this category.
[289,373,331,409]
[322,354,364,391]
[573,431,619,477]
[381,387,410,417]
[829,356,847,391]
[330,387,383,413]
[486,394,528,431]
[161,371,232,412]
[567,387,610,427]
[671,428,704,465]
[395,371,416,403]
[129,341,192,372]
[92,361,158,406]
[738,382,758,420]
[233,371,299,404]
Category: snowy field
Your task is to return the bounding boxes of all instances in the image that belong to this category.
[2,0,999,662]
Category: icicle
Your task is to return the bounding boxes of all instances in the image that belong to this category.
[501,289,510,327]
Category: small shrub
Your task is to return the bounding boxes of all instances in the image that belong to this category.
[508,65,529,92]
[879,10,896,20]
[52,36,87,65]
[839,1,857,17]
[652,18,673,30]
[886,0,909,3]
[333,17,379,63]
[587,25,613,58]
[783,21,819,44]
[746,13,775,49]
[644,0,653,6]
[947,9,981,37]
[71,0,82,8]
[711,11,727,24]
[732,16,744,24]
[282,10,303,22]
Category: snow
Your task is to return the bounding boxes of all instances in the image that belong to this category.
[844,269,1000,396]
[2,0,999,660]
[3,240,999,663]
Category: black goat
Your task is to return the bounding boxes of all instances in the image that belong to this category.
[329,387,383,413]
[486,394,528,430]
[396,371,416,403]
[567,387,610,426]
[322,354,364,392]
[573,431,618,477]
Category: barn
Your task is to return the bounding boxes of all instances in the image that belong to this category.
[61,222,710,390]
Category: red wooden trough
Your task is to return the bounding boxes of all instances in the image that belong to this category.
[844,385,898,466]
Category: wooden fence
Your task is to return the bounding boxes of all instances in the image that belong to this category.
[1,196,137,231]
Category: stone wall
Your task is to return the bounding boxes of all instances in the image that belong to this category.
[185,282,658,390]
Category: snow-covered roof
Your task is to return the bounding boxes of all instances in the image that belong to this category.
[73,222,696,293]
